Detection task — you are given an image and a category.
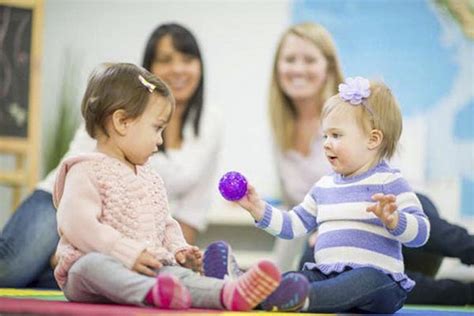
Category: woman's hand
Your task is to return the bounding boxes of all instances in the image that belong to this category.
[366,193,399,230]
[132,250,163,276]
[175,246,203,273]
[236,184,266,221]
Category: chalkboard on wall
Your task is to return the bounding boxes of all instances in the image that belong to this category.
[0,0,42,211]
[0,4,32,138]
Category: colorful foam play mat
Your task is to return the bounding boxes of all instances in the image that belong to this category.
[0,288,473,315]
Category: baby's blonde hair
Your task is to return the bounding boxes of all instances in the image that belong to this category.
[321,81,402,159]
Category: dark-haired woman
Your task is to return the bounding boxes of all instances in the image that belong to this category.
[142,23,221,244]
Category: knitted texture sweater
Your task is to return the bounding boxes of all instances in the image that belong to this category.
[256,161,430,291]
[53,153,188,288]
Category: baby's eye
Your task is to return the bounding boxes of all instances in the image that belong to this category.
[322,134,328,140]
[332,133,340,138]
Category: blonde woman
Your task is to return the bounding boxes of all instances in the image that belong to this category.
[203,22,345,277]
[269,22,344,271]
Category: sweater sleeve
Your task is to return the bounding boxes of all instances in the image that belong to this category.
[255,187,319,239]
[162,213,189,254]
[383,173,431,247]
[56,164,146,268]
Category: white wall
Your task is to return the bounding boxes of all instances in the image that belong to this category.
[0,0,290,227]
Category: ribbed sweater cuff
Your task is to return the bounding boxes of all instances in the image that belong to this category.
[110,237,146,269]
[388,211,407,236]
[170,244,190,255]
[255,203,273,229]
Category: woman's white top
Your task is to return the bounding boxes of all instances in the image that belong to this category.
[148,107,222,231]
[38,106,222,232]
[275,133,332,207]
[37,125,96,193]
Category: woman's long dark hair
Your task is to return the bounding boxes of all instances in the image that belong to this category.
[142,23,204,149]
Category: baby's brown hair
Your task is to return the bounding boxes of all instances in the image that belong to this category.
[81,63,174,138]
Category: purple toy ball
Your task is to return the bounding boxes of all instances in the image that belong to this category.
[218,171,248,201]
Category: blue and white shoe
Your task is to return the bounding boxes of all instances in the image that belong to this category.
[260,272,310,312]
[203,240,243,280]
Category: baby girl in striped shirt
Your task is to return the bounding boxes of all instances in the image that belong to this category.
[53,62,281,310]
[206,77,430,313]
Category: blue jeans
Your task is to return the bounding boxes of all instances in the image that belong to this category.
[298,267,407,313]
[0,190,59,288]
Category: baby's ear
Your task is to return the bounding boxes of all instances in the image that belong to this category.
[111,109,130,136]
[368,129,383,150]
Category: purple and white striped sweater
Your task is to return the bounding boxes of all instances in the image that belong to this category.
[256,161,430,291]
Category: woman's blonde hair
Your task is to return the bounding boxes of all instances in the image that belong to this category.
[81,63,175,138]
[321,81,403,160]
[269,22,344,151]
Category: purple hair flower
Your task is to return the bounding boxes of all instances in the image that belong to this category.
[338,77,371,105]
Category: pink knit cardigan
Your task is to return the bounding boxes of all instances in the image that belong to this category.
[53,153,189,288]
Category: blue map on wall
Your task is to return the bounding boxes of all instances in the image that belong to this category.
[292,0,473,217]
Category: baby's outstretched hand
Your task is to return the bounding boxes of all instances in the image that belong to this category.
[236,184,266,221]
[366,193,399,230]
[175,246,203,273]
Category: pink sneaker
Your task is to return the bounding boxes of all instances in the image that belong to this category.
[145,273,191,309]
[222,259,281,311]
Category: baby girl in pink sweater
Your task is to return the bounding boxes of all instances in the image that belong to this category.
[53,63,281,310]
